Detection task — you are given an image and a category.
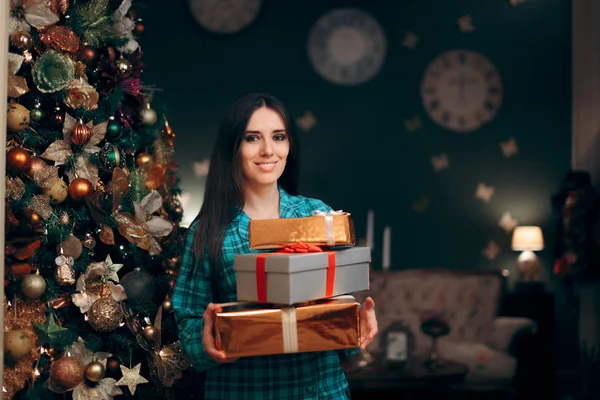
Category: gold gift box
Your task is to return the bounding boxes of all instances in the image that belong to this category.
[215,297,361,358]
[248,213,356,249]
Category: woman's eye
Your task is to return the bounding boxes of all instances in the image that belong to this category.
[274,134,287,141]
[244,135,259,142]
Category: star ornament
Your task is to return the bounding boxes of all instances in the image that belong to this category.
[482,240,501,261]
[498,211,518,234]
[500,138,518,158]
[402,32,419,49]
[296,110,317,132]
[458,15,475,32]
[412,194,430,213]
[104,255,124,283]
[33,313,72,346]
[403,115,422,132]
[476,183,495,203]
[117,363,148,395]
[431,153,450,172]
[193,159,210,178]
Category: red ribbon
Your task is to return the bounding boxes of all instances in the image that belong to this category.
[255,241,336,302]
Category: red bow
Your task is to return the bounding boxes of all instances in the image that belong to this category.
[276,241,323,253]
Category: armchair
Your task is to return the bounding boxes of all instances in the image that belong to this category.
[352,269,537,390]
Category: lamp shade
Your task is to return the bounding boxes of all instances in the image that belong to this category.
[511,226,544,251]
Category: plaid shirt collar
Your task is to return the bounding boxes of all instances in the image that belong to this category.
[234,186,302,241]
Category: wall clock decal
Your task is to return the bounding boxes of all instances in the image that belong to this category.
[420,49,503,133]
[308,8,387,86]
[189,0,262,35]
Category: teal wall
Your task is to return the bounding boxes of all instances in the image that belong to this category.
[142,0,571,284]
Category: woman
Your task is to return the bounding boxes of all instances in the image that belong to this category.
[173,93,378,399]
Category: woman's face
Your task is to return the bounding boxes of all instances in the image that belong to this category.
[239,107,290,188]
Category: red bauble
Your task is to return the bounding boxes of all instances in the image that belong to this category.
[71,120,91,145]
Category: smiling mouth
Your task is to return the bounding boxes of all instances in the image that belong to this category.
[255,161,278,171]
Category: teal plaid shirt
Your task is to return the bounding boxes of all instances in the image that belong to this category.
[173,187,360,400]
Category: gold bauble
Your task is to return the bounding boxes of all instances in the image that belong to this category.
[84,360,105,382]
[21,273,47,299]
[88,297,123,332]
[142,325,157,342]
[82,234,97,250]
[10,31,33,50]
[136,152,153,171]
[25,209,43,228]
[7,103,30,132]
[43,178,68,205]
[68,177,93,201]
[140,103,157,126]
[162,299,173,311]
[4,329,32,361]
[56,234,83,259]
[27,156,48,178]
[71,119,91,145]
[115,57,131,76]
[7,147,32,174]
[50,356,84,391]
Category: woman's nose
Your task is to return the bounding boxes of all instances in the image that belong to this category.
[260,139,273,156]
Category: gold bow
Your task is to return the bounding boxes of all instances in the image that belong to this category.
[7,53,29,98]
[122,305,190,387]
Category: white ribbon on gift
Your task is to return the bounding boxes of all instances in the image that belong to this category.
[313,210,349,246]
[281,307,299,353]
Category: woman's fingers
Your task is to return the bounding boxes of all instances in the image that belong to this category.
[203,303,229,361]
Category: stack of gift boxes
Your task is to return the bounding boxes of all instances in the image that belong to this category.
[214,211,371,358]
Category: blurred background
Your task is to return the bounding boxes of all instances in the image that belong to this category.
[138,0,598,398]
[139,0,600,398]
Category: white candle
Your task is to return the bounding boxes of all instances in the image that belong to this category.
[366,209,374,250]
[382,226,391,270]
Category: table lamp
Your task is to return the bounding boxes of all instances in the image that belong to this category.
[511,226,544,282]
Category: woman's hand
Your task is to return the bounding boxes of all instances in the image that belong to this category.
[203,303,240,363]
[359,297,378,349]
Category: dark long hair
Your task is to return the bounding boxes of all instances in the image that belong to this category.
[188,93,300,300]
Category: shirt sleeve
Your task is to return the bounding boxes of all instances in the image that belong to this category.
[172,222,219,372]
[306,198,362,359]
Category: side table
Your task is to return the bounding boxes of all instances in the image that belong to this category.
[500,290,555,398]
[345,353,468,399]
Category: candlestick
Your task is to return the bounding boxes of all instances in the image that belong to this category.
[366,209,374,250]
[382,226,391,270]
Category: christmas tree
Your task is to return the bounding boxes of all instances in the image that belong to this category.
[4,1,197,398]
